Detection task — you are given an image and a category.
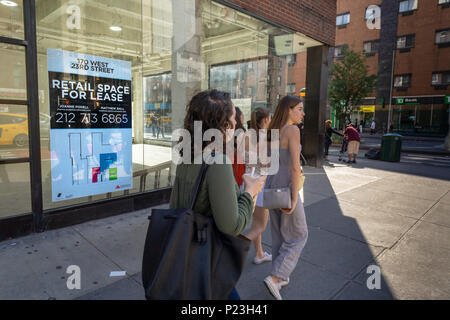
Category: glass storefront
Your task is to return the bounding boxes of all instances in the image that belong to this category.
[29,0,295,212]
[392,103,449,135]
[0,0,324,227]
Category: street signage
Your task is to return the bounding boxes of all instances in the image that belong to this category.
[395,97,419,105]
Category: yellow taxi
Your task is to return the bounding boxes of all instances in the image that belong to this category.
[0,113,29,147]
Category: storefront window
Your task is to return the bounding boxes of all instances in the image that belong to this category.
[0,0,24,40]
[34,0,294,211]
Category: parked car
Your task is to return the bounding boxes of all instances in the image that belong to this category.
[0,113,28,147]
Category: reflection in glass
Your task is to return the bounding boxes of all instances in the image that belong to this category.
[0,0,24,39]
[0,104,29,159]
[0,43,26,100]
[0,162,31,219]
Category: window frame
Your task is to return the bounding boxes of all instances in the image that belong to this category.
[399,0,418,14]
[334,45,346,59]
[363,39,380,55]
[435,28,450,47]
[438,0,450,8]
[397,34,415,50]
[336,12,350,26]
[394,74,412,89]
[431,71,450,86]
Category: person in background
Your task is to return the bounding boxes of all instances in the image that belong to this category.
[324,120,343,161]
[359,119,364,134]
[232,107,246,187]
[151,113,157,137]
[370,119,376,135]
[245,107,272,265]
[344,124,361,164]
[157,116,165,139]
[263,96,308,300]
[169,90,266,300]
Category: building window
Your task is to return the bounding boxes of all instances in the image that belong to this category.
[286,54,296,66]
[435,29,450,46]
[432,71,450,85]
[278,60,283,70]
[336,13,350,26]
[334,45,346,58]
[397,34,415,49]
[286,83,296,95]
[399,0,418,13]
[363,40,380,54]
[439,0,450,5]
[394,74,412,88]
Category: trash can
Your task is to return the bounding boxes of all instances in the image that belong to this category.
[380,134,403,162]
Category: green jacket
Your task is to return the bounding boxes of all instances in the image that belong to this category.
[169,156,254,237]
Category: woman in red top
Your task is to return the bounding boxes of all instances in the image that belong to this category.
[232,107,246,186]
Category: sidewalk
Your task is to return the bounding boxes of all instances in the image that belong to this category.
[332,134,450,156]
[1,155,449,300]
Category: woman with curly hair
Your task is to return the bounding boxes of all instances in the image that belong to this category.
[169,90,266,299]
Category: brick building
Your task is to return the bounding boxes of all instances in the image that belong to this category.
[333,0,450,136]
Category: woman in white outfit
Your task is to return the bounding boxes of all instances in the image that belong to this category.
[263,96,308,300]
[244,108,272,264]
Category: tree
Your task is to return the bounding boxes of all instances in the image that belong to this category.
[328,45,377,130]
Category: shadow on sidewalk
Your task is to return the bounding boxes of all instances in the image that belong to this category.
[236,166,395,300]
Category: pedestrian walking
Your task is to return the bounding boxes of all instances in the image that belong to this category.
[263,95,308,300]
[324,120,343,161]
[244,107,272,265]
[151,113,157,137]
[370,119,376,135]
[168,90,266,299]
[156,116,165,139]
[359,119,364,134]
[344,124,360,164]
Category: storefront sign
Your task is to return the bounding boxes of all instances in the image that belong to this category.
[47,49,132,202]
[360,105,375,113]
[395,97,419,105]
[445,95,450,105]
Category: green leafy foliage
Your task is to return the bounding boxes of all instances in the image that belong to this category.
[328,45,377,129]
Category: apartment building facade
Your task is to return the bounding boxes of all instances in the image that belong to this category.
[333,0,450,136]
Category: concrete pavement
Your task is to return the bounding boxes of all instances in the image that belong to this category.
[1,154,449,300]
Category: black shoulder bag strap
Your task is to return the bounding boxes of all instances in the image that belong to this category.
[188,162,209,243]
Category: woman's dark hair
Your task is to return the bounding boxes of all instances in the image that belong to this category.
[268,95,303,140]
[250,107,271,141]
[182,89,234,159]
[235,107,246,131]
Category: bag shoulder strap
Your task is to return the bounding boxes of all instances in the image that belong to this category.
[189,162,209,211]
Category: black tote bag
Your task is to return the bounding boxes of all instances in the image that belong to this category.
[142,163,251,300]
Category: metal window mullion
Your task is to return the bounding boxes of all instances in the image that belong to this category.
[23,0,44,233]
[0,35,27,46]
[0,158,30,165]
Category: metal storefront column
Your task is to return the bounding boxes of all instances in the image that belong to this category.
[303,45,331,168]
[23,0,44,232]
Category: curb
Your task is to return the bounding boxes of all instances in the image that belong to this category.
[331,144,450,156]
